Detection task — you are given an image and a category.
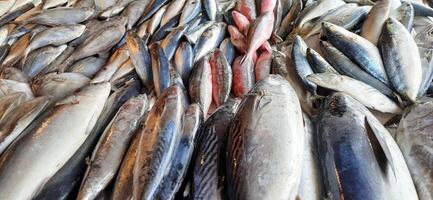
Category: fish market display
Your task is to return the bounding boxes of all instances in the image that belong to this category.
[0,0,431,199]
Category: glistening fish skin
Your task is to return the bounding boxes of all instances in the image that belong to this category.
[133,85,185,200]
[137,0,169,25]
[189,57,213,118]
[306,48,337,74]
[396,98,433,200]
[150,43,171,96]
[210,50,232,107]
[292,36,316,94]
[32,72,90,101]
[23,7,94,26]
[226,75,304,200]
[179,0,202,26]
[23,45,67,78]
[391,2,414,30]
[232,56,255,98]
[0,83,110,200]
[174,41,194,84]
[156,103,203,200]
[379,18,422,102]
[160,25,188,60]
[126,31,153,90]
[193,98,240,200]
[322,22,388,85]
[77,95,148,200]
[361,0,392,45]
[193,22,227,62]
[35,80,142,200]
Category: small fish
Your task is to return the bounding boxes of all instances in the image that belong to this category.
[23,45,67,78]
[110,59,135,82]
[137,0,169,25]
[210,49,232,107]
[219,38,236,65]
[32,72,90,100]
[160,0,186,26]
[292,36,316,94]
[255,50,272,81]
[2,33,31,68]
[306,48,337,74]
[133,85,185,200]
[379,17,422,102]
[151,14,180,42]
[0,83,110,200]
[0,3,34,27]
[0,0,16,17]
[361,0,392,45]
[243,11,274,64]
[179,0,202,26]
[189,57,212,117]
[203,0,217,20]
[322,22,388,85]
[184,21,215,44]
[232,56,255,98]
[307,73,402,114]
[21,7,94,26]
[23,24,86,61]
[146,5,167,36]
[235,0,257,21]
[277,0,302,38]
[226,75,304,200]
[0,67,28,83]
[174,41,193,84]
[156,103,203,200]
[232,10,250,35]
[193,22,226,62]
[0,93,26,124]
[122,0,149,30]
[391,2,414,30]
[193,98,240,200]
[126,32,153,90]
[160,25,188,60]
[68,55,107,78]
[149,43,170,96]
[77,95,148,200]
[319,41,395,99]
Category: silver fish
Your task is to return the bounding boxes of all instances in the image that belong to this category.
[92,45,129,83]
[179,0,202,26]
[23,44,67,78]
[361,0,392,45]
[32,72,90,100]
[68,55,107,78]
[0,79,34,100]
[188,57,212,118]
[0,83,110,200]
[193,22,226,62]
[22,7,94,26]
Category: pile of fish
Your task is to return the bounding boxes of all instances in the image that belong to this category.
[0,0,432,199]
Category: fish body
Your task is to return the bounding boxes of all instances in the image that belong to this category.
[210,49,232,107]
[189,57,212,117]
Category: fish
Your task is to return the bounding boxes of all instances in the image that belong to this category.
[361,0,392,45]
[0,95,51,155]
[122,0,149,30]
[21,7,94,26]
[243,11,274,64]
[277,0,302,38]
[319,41,395,99]
[232,56,255,98]
[0,67,28,82]
[92,45,130,83]
[293,0,345,29]
[396,98,433,200]
[296,114,323,200]
[306,47,337,74]
[391,2,414,30]
[219,38,236,65]
[292,36,316,94]
[23,24,86,61]
[43,45,75,73]
[0,3,34,27]
[60,22,126,71]
[189,57,212,117]
[179,0,202,26]
[34,80,141,200]
[185,21,215,44]
[193,22,226,62]
[126,32,153,90]
[235,0,257,21]
[160,0,186,26]
[150,14,180,42]
[232,10,250,35]
[255,50,272,81]
[68,55,108,78]
[203,0,217,20]
[133,85,185,200]
[0,93,26,124]
[0,79,34,100]
[307,72,402,114]
[23,45,67,78]
[77,95,148,200]
[0,83,110,200]
[322,22,388,85]
[379,17,422,102]
[32,72,90,100]
[410,1,433,17]
[150,43,170,96]
[210,49,232,107]
[2,33,30,68]
[0,0,16,17]
[137,0,169,25]
[98,0,136,19]
[156,103,203,200]
[226,75,304,200]
[174,41,193,84]
[110,59,135,82]
[193,98,240,200]
[146,5,168,36]
[112,129,142,200]
[160,25,188,60]
[317,92,418,200]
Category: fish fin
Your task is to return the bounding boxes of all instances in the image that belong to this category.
[55,95,80,106]
[364,117,396,177]
[240,52,252,64]
[271,33,283,44]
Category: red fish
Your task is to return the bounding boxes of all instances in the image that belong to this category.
[243,11,274,64]
[255,50,272,81]
[235,0,257,21]
[210,50,232,107]
[232,56,255,98]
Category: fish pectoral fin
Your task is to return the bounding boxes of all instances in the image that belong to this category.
[364,117,396,177]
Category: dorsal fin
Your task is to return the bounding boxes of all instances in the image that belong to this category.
[364,117,396,177]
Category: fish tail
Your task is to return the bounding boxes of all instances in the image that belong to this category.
[241,52,253,65]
